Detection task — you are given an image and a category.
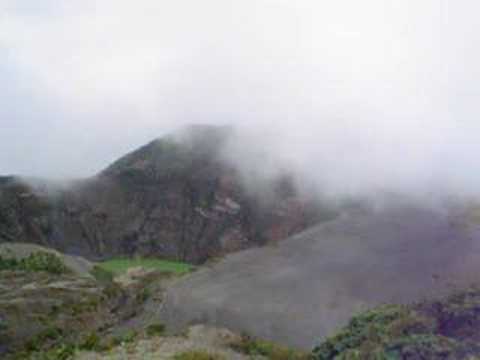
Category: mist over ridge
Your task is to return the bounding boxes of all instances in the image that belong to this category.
[4,3,480,358]
[1,0,480,201]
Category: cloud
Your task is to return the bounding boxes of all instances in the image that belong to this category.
[1,0,480,198]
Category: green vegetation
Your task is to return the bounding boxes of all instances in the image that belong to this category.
[101,281,122,299]
[24,326,64,352]
[15,343,76,360]
[0,255,18,271]
[0,251,68,274]
[110,329,138,346]
[136,287,152,303]
[18,329,138,359]
[311,293,480,360]
[43,344,76,360]
[79,332,101,351]
[89,265,114,283]
[313,305,411,359]
[97,257,194,275]
[146,323,166,337]
[0,317,7,333]
[231,334,312,360]
[173,350,226,360]
[15,340,77,360]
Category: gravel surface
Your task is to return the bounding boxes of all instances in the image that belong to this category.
[159,205,480,349]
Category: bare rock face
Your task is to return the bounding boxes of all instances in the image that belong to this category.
[0,125,336,263]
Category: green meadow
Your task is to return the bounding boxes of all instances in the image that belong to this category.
[97,258,194,275]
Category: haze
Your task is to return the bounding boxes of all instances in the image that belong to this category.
[1,1,480,197]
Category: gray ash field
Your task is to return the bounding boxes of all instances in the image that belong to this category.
[160,204,480,349]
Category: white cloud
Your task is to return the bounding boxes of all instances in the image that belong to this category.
[1,0,480,198]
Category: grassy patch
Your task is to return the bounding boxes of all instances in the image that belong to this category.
[230,334,312,360]
[89,265,114,284]
[97,258,194,275]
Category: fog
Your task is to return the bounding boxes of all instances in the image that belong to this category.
[1,1,480,198]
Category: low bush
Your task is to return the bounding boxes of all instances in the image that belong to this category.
[110,330,138,346]
[0,317,8,333]
[43,343,76,360]
[146,323,166,337]
[21,252,68,274]
[0,255,19,270]
[230,334,312,360]
[136,288,152,303]
[24,326,64,352]
[0,251,68,274]
[312,304,448,359]
[79,332,101,351]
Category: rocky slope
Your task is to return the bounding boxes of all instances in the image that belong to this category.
[0,125,336,263]
[0,245,310,360]
[4,244,480,359]
[0,245,178,359]
[313,288,480,359]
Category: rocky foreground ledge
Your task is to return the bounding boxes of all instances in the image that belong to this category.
[0,244,310,360]
[3,243,480,359]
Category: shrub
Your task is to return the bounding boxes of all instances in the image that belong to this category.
[136,288,151,303]
[24,326,64,352]
[44,343,76,360]
[312,305,408,359]
[102,282,122,299]
[122,330,138,344]
[0,255,19,270]
[312,304,441,360]
[0,251,68,274]
[146,323,166,337]
[21,252,68,274]
[110,330,138,346]
[17,342,76,360]
[230,334,311,360]
[0,317,8,333]
[79,332,101,351]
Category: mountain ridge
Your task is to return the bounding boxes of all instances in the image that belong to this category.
[0,125,335,263]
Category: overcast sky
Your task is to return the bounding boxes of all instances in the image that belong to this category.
[1,1,480,196]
